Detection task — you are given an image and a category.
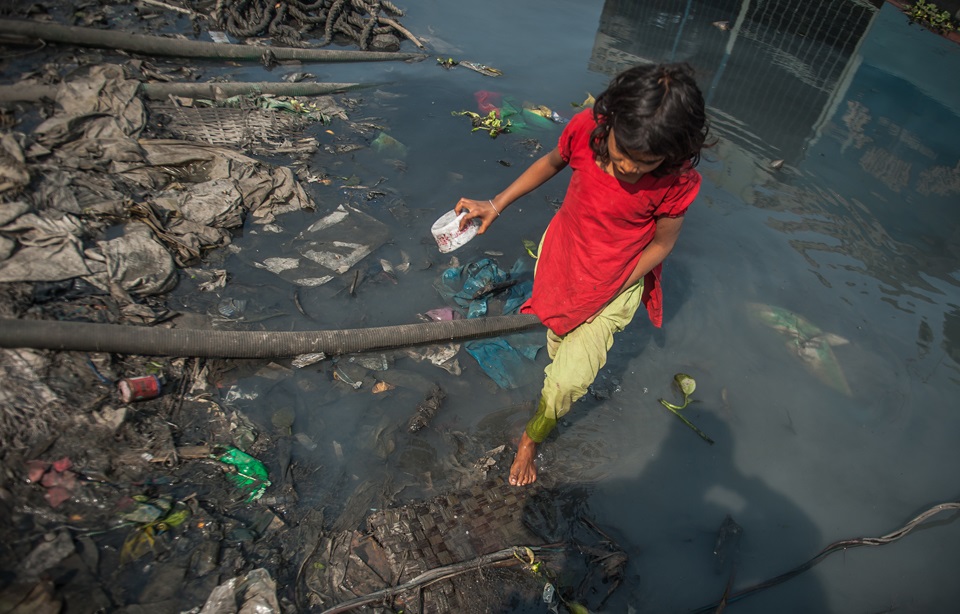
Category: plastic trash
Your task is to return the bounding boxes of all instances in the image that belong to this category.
[371,131,408,158]
[434,257,541,388]
[431,210,480,253]
[198,568,280,614]
[26,458,78,508]
[118,375,162,403]
[218,447,271,502]
[474,90,501,114]
[423,306,462,321]
[435,257,532,318]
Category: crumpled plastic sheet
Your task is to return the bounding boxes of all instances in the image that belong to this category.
[198,568,280,614]
[83,222,177,297]
[0,132,29,194]
[1,65,317,297]
[435,257,541,388]
[435,257,533,319]
[124,140,315,227]
[0,208,90,282]
[21,531,75,582]
[464,332,542,389]
[32,64,146,173]
[252,204,389,286]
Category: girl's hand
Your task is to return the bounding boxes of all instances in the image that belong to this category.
[454,198,500,234]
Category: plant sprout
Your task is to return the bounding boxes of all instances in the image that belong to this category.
[659,373,714,444]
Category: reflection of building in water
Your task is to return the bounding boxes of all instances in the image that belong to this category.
[589,0,960,300]
[589,0,883,163]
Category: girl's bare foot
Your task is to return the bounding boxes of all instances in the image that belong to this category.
[509,431,538,486]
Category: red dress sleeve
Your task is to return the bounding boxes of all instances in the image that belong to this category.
[558,110,594,163]
[655,169,701,218]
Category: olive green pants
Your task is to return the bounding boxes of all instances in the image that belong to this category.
[525,278,645,442]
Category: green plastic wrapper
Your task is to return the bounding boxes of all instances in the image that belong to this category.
[219,447,271,502]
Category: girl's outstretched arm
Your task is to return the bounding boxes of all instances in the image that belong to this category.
[456,147,567,234]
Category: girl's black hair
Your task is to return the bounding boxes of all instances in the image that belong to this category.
[591,62,711,177]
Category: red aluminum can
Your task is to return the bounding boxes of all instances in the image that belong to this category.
[118,375,162,403]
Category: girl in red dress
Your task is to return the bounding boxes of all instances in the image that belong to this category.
[456,63,711,486]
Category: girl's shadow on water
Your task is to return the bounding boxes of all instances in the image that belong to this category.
[525,411,828,613]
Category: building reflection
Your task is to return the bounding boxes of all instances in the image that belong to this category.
[589,0,883,162]
[587,0,960,329]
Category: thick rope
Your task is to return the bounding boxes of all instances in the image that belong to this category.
[214,0,420,48]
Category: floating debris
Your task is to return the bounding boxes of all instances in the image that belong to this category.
[452,109,511,138]
[407,385,446,432]
[473,444,505,476]
[271,407,296,435]
[748,303,851,395]
[523,239,539,259]
[571,92,595,109]
[460,61,503,77]
[371,131,408,158]
[282,71,314,83]
[119,497,191,563]
[372,380,395,394]
[292,352,326,368]
[294,432,318,450]
[659,373,714,444]
[350,353,389,371]
[713,20,731,31]
[523,103,567,124]
[333,366,363,389]
[770,159,785,170]
[713,514,743,574]
[471,278,518,300]
[404,344,461,375]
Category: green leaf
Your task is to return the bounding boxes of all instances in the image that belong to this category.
[522,239,538,259]
[674,373,696,398]
[162,505,191,528]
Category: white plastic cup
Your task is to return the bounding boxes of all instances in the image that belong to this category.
[431,210,480,253]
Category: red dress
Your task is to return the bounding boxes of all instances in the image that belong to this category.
[520,110,701,336]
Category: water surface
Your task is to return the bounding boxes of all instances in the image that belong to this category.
[177,1,960,611]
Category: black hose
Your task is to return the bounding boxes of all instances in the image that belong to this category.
[0,19,428,63]
[0,315,543,358]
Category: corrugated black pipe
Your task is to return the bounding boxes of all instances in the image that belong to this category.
[0,19,428,63]
[0,315,543,358]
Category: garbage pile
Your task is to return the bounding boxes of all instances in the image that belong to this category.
[0,6,631,612]
[0,60,398,612]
